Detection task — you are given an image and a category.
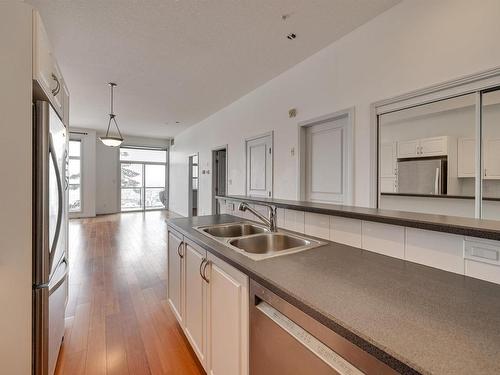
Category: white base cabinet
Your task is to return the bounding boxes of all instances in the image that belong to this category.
[167,229,249,375]
[167,230,184,324]
[184,242,208,367]
[207,252,249,375]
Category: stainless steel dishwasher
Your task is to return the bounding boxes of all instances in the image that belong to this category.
[250,280,399,375]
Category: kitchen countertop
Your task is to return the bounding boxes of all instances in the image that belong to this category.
[168,214,500,375]
[217,195,500,241]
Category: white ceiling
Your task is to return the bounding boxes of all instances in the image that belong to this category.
[28,0,400,138]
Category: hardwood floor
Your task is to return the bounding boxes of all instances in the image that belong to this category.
[55,210,205,375]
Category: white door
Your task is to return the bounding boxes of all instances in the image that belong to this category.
[380,142,397,178]
[397,139,419,158]
[184,241,207,368]
[457,138,475,178]
[420,136,448,157]
[305,116,348,203]
[484,138,500,179]
[207,253,249,375]
[246,134,272,197]
[167,230,183,323]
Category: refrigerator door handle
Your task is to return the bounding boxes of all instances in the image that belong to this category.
[49,133,63,273]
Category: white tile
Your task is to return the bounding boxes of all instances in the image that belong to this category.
[304,212,330,240]
[276,208,285,229]
[330,216,362,248]
[283,209,305,233]
[362,221,405,259]
[406,228,464,274]
[465,260,500,285]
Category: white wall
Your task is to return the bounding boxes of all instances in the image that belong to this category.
[169,0,500,217]
[0,3,33,374]
[95,138,120,214]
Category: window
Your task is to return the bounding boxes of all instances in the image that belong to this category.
[68,140,82,212]
[120,147,168,211]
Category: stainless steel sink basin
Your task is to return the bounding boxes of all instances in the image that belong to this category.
[229,233,311,254]
[201,223,268,237]
[195,222,324,260]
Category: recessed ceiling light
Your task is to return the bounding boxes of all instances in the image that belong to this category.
[286,33,297,40]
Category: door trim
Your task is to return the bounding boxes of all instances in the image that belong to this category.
[188,153,200,216]
[245,131,274,198]
[211,145,228,214]
[297,108,354,205]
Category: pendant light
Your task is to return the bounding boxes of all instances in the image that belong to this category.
[99,82,124,147]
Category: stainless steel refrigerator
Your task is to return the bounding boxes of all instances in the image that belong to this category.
[33,101,69,375]
[397,158,447,195]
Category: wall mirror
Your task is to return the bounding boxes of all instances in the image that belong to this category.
[377,86,500,221]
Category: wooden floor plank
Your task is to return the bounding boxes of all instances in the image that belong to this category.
[55,211,204,375]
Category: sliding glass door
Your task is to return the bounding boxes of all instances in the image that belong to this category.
[120,147,168,211]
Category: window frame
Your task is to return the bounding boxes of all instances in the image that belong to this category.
[119,146,168,212]
[68,139,82,213]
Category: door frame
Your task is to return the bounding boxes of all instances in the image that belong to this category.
[211,145,228,214]
[188,152,200,216]
[245,131,274,198]
[297,108,354,205]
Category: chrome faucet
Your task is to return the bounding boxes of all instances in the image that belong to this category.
[238,202,278,232]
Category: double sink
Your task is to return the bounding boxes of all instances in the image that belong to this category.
[195,222,324,260]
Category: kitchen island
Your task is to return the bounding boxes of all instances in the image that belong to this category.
[168,214,500,375]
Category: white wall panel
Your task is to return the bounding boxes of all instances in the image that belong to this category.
[304,212,330,240]
[283,209,305,233]
[362,221,405,259]
[330,217,362,248]
[406,228,464,274]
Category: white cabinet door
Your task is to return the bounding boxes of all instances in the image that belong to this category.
[397,139,419,158]
[184,241,208,368]
[33,11,66,118]
[484,138,500,179]
[246,134,273,197]
[207,253,248,375]
[420,136,447,157]
[380,142,397,177]
[457,138,475,178]
[167,230,184,323]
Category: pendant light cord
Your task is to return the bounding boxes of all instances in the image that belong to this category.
[104,82,123,139]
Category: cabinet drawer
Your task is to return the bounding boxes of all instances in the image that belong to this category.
[464,238,500,266]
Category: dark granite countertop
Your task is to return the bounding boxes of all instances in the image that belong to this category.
[168,214,500,375]
[217,195,500,241]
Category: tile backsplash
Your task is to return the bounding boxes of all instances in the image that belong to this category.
[220,200,500,285]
